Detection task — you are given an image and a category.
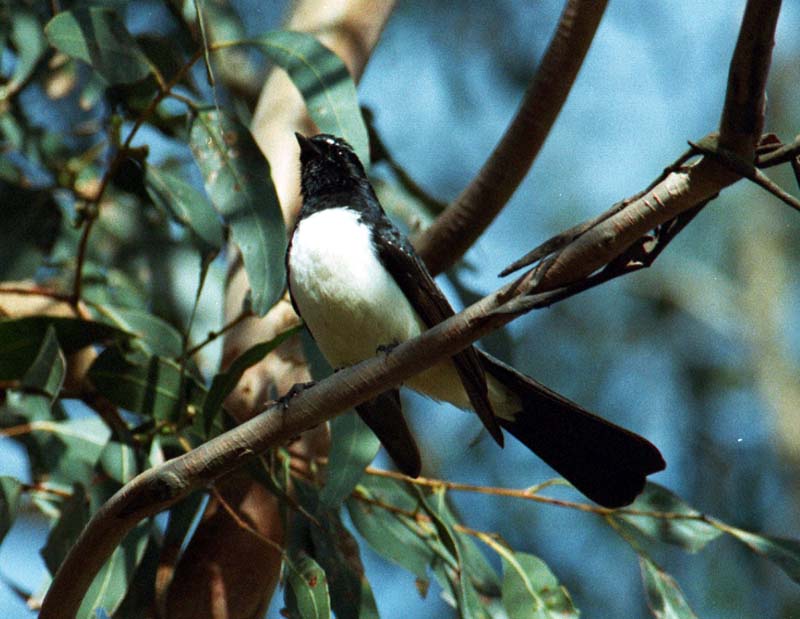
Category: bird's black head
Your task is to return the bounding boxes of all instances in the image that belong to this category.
[295,133,369,199]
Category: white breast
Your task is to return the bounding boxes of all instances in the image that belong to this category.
[287,207,519,417]
[288,207,426,367]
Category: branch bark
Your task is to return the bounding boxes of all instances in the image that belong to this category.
[40,268,546,619]
[518,0,781,291]
[414,0,609,275]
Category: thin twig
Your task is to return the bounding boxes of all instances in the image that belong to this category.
[183,309,254,360]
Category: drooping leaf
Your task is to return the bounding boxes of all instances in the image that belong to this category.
[144,163,224,254]
[201,327,300,434]
[0,182,62,280]
[346,476,435,580]
[415,487,486,619]
[41,484,91,575]
[21,326,65,401]
[639,555,699,619]
[44,7,153,85]
[0,477,23,546]
[436,496,501,597]
[0,316,129,381]
[189,109,285,315]
[320,411,380,508]
[246,31,369,165]
[79,521,151,619]
[88,347,206,422]
[5,9,47,93]
[284,553,332,619]
[294,482,379,619]
[98,441,138,485]
[614,484,722,553]
[94,305,184,358]
[501,552,578,619]
[724,526,800,584]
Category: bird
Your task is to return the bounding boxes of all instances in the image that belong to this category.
[286,132,665,508]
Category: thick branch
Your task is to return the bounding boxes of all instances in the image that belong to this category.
[415,0,608,275]
[40,275,539,619]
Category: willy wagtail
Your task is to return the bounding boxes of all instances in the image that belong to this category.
[287,133,665,507]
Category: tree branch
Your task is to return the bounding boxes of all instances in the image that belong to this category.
[39,258,586,619]
[507,0,781,291]
[414,0,609,275]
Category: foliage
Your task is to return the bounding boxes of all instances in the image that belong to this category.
[0,2,797,619]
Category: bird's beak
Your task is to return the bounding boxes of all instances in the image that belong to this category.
[295,132,320,158]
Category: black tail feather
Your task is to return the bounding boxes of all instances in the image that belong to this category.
[356,388,422,478]
[481,353,665,508]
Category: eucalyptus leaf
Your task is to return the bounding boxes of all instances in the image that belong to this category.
[238,30,369,164]
[95,305,184,358]
[614,484,722,553]
[639,555,699,619]
[41,484,90,575]
[5,9,46,94]
[79,521,151,619]
[724,526,800,584]
[1,413,111,486]
[99,442,138,485]
[346,476,434,580]
[88,347,206,422]
[201,327,300,435]
[415,487,486,619]
[21,326,65,401]
[501,552,578,619]
[320,411,380,508]
[44,7,153,85]
[144,163,224,254]
[294,482,379,619]
[284,553,332,619]
[0,316,129,381]
[0,477,23,546]
[189,109,285,315]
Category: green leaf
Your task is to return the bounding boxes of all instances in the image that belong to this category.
[294,482,379,619]
[0,183,62,280]
[88,348,206,422]
[189,109,286,315]
[501,552,578,619]
[436,498,501,597]
[41,484,91,575]
[245,31,369,165]
[346,476,435,579]
[144,163,224,254]
[44,7,153,85]
[415,487,486,619]
[94,305,184,358]
[0,477,23,546]
[0,398,110,486]
[201,327,300,435]
[3,9,46,94]
[724,526,800,584]
[284,553,332,619]
[79,521,151,619]
[320,411,380,508]
[21,326,65,401]
[639,555,699,619]
[98,442,138,485]
[615,484,722,553]
[0,316,129,381]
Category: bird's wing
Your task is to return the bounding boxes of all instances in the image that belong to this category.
[373,221,503,446]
